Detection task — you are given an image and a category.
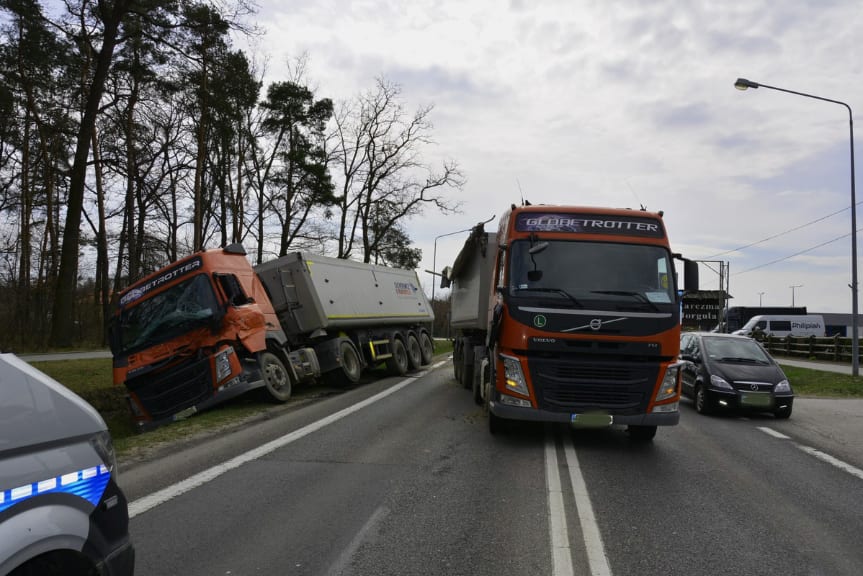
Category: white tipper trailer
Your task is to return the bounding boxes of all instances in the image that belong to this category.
[254,252,436,384]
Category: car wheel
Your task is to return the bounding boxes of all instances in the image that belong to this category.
[774,405,792,419]
[695,384,712,415]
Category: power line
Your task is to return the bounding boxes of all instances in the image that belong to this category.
[735,228,863,275]
[704,202,861,260]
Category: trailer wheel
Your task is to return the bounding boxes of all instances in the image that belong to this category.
[406,334,423,370]
[419,332,434,365]
[260,351,292,403]
[326,340,362,386]
[387,339,409,375]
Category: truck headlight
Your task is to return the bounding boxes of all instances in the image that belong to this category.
[500,354,530,397]
[215,347,234,382]
[655,364,680,402]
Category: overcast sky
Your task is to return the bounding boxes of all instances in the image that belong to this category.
[251,0,862,313]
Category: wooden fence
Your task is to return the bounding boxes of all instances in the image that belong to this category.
[753,334,860,364]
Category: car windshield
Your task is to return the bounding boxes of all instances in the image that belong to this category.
[703,336,772,364]
[507,239,675,310]
[117,274,218,355]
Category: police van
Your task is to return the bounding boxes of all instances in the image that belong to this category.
[733,314,825,338]
[0,353,134,576]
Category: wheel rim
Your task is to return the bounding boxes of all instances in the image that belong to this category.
[420,334,434,363]
[696,387,705,412]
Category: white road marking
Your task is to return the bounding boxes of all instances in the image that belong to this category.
[326,505,391,575]
[128,376,417,518]
[757,426,790,439]
[797,445,863,481]
[757,427,863,481]
[563,436,613,576]
[545,430,574,576]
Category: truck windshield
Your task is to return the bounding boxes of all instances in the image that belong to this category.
[508,240,675,310]
[117,274,219,355]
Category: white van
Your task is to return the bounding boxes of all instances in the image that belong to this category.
[733,314,825,338]
[0,353,134,575]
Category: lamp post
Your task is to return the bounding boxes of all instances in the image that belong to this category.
[734,77,859,376]
[429,214,496,336]
[790,284,803,307]
[758,291,765,306]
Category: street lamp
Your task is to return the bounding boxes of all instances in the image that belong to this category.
[758,291,765,306]
[790,284,803,307]
[734,77,859,376]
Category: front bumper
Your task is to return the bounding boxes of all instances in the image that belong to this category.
[489,399,680,426]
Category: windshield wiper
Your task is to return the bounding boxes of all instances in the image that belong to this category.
[514,287,582,307]
[590,290,661,312]
[718,356,765,364]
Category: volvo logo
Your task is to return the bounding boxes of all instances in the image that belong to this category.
[589,319,603,331]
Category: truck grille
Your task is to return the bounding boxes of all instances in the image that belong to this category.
[529,357,658,413]
[125,356,212,421]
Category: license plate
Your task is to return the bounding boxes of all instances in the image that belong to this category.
[571,413,613,427]
[740,393,772,407]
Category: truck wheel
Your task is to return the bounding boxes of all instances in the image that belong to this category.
[461,355,474,389]
[260,351,292,403]
[453,341,463,382]
[472,363,483,405]
[326,341,362,386]
[419,333,434,365]
[628,425,657,442]
[406,334,422,370]
[386,339,409,375]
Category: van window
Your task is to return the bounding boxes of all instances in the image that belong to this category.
[771,321,792,332]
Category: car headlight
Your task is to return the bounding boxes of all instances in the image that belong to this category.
[774,379,792,393]
[710,374,733,390]
[500,354,530,397]
[655,364,680,401]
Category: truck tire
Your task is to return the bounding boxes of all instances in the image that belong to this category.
[453,341,463,382]
[386,339,409,375]
[406,334,423,370]
[461,354,474,389]
[260,351,292,403]
[419,332,434,365]
[326,340,362,386]
[472,362,483,405]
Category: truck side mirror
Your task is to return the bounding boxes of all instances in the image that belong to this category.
[683,259,699,292]
[439,266,452,289]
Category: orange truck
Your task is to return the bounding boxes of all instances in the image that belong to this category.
[109,245,434,429]
[443,204,698,440]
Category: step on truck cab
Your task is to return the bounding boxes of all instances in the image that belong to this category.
[0,354,134,576]
[445,205,698,440]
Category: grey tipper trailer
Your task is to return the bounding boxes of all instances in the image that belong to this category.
[0,353,134,576]
[444,225,498,402]
[255,252,435,383]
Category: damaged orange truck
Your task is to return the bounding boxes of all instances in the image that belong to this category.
[444,204,698,440]
[109,245,434,429]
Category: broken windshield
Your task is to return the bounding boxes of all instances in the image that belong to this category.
[117,273,219,355]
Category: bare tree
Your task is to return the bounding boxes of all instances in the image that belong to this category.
[330,77,463,264]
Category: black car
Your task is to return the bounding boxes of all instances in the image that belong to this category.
[679,332,794,419]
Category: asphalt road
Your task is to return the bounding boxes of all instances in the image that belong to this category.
[122,359,863,576]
